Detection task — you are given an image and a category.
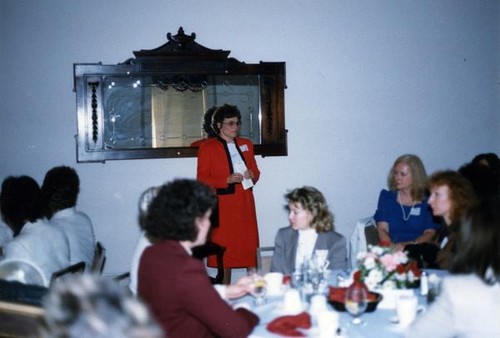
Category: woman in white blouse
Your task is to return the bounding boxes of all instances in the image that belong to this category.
[408,197,500,338]
[270,186,347,275]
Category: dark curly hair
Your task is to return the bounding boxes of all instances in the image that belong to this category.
[41,166,80,219]
[143,179,217,242]
[428,170,478,223]
[211,104,241,135]
[202,106,218,138]
[284,186,334,233]
[1,175,42,236]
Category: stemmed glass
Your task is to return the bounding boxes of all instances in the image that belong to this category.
[248,270,267,305]
[345,283,368,325]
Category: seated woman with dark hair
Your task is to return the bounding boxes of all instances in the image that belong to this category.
[138,179,259,338]
[408,197,500,337]
[0,176,70,286]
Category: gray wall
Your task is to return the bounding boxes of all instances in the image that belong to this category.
[1,0,498,275]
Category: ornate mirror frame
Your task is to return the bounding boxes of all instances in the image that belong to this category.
[74,27,287,162]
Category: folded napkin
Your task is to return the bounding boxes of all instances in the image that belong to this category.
[266,311,311,337]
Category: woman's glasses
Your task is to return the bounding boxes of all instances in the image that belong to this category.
[222,121,241,127]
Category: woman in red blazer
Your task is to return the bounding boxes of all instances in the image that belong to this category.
[197,104,260,284]
[138,179,259,338]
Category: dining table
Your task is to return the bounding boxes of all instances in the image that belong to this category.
[231,269,448,338]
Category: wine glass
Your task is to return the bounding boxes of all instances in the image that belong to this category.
[249,272,267,305]
[345,284,368,325]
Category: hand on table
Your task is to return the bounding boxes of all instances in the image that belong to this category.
[225,275,254,299]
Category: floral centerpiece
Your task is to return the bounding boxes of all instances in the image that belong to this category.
[354,242,421,290]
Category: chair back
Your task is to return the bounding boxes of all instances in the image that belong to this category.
[256,246,275,274]
[192,241,226,284]
[90,241,106,274]
[0,299,44,337]
[50,261,85,285]
[0,259,47,287]
[349,216,377,269]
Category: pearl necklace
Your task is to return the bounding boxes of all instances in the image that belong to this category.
[398,191,416,222]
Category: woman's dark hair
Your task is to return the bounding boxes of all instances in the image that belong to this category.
[202,106,218,138]
[41,166,80,219]
[451,197,500,284]
[211,104,241,134]
[0,175,42,236]
[143,179,217,242]
[459,153,500,201]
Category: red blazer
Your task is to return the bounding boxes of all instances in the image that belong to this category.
[138,240,259,338]
[197,137,260,194]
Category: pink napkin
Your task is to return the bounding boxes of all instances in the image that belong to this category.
[266,311,311,337]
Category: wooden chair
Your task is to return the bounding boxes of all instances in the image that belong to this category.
[0,279,47,337]
[192,241,226,284]
[256,246,275,274]
[50,261,86,285]
[90,241,106,274]
[0,300,44,337]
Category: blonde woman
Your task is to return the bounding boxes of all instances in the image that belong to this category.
[271,186,347,274]
[374,154,440,251]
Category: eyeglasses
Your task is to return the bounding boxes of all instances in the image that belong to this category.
[222,121,241,127]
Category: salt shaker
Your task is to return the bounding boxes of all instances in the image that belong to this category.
[420,271,428,296]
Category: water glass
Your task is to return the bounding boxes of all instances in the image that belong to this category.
[345,284,368,325]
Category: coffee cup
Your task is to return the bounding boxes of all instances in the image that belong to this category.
[264,272,283,295]
[317,310,339,337]
[396,294,418,327]
[283,289,302,314]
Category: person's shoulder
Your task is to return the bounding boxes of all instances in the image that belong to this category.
[443,274,486,288]
[275,226,294,238]
[322,230,346,241]
[199,137,221,150]
[378,189,395,200]
[236,137,254,146]
[277,226,293,234]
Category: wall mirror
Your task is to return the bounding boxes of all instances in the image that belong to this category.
[74,27,287,162]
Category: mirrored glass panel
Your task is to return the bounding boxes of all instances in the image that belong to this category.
[74,27,286,162]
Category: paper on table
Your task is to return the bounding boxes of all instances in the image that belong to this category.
[234,162,254,190]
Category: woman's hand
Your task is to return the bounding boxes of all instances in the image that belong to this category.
[243,169,254,180]
[227,173,244,184]
[225,275,254,299]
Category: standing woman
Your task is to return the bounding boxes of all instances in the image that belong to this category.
[374,154,440,251]
[197,104,260,284]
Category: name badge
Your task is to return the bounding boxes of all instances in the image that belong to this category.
[240,144,249,152]
[410,207,421,216]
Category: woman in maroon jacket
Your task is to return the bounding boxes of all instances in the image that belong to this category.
[138,179,259,338]
[197,104,260,284]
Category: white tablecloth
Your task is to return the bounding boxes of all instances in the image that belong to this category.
[233,269,448,338]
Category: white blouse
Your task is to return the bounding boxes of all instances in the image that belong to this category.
[295,228,318,270]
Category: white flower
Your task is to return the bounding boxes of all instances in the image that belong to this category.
[356,251,367,261]
[381,280,396,289]
[367,269,383,284]
[371,246,385,256]
[363,256,376,270]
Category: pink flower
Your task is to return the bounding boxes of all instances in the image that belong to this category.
[379,253,400,272]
